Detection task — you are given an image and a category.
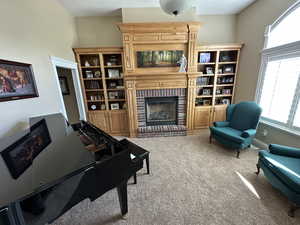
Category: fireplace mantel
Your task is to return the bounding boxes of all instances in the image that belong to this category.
[117,22,201,137]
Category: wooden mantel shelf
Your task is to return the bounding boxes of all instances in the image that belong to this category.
[117,22,201,33]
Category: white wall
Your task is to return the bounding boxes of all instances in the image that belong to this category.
[75,16,123,47]
[0,0,78,137]
[74,8,237,47]
[122,7,237,45]
[235,0,299,147]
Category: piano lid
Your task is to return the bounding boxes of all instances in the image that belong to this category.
[0,113,95,208]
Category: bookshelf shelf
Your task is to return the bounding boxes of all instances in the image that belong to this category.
[87,100,105,103]
[83,78,102,81]
[216,84,234,87]
[105,77,124,80]
[108,99,126,102]
[217,73,235,76]
[198,62,215,65]
[196,95,213,98]
[104,65,123,68]
[215,94,233,97]
[81,66,101,69]
[218,61,237,65]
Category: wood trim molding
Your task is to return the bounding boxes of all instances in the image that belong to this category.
[117,22,198,33]
[125,80,138,137]
[196,43,243,51]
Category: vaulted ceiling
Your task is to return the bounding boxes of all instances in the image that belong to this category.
[57,0,256,17]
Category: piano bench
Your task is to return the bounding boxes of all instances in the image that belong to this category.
[119,139,150,184]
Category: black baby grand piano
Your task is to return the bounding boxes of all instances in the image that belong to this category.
[0,113,142,225]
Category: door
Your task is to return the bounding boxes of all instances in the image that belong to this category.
[194,106,211,129]
[212,105,227,124]
[56,67,81,124]
[88,111,109,132]
[109,110,129,135]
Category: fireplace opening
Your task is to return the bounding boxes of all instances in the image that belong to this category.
[145,97,178,126]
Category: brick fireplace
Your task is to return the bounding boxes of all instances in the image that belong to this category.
[117,22,201,137]
[136,88,187,137]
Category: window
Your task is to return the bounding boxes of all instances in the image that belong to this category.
[256,2,300,133]
[267,6,300,48]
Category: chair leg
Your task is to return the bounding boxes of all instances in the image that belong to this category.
[255,163,260,175]
[236,149,240,158]
[288,202,299,217]
[209,134,212,144]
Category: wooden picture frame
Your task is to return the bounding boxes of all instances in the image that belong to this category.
[0,59,39,102]
[110,103,120,110]
[59,77,70,95]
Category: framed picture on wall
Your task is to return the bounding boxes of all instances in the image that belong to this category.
[59,77,70,95]
[0,59,39,102]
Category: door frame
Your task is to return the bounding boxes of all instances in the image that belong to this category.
[50,56,86,121]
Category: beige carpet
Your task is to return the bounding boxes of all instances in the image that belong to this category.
[53,130,300,225]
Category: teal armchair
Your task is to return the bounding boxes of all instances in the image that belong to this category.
[257,144,300,217]
[209,102,262,158]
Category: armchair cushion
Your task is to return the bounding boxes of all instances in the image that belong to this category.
[210,127,244,144]
[259,150,300,193]
[214,121,230,127]
[241,129,256,138]
[269,144,300,158]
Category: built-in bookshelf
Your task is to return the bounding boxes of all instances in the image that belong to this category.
[195,46,241,107]
[75,50,126,112]
[73,47,129,136]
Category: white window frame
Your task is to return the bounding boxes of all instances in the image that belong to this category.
[255,1,300,136]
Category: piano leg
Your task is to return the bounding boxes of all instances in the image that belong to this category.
[117,180,128,216]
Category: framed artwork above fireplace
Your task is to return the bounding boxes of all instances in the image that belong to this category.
[136,50,183,68]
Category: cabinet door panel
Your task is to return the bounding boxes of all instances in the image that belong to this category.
[88,111,109,132]
[194,107,211,129]
[109,111,129,134]
[212,105,227,124]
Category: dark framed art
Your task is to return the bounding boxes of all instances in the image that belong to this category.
[1,119,52,179]
[0,59,39,102]
[59,76,70,95]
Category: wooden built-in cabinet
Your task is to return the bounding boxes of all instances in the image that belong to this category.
[191,44,242,131]
[73,24,242,136]
[73,47,129,136]
[194,106,211,129]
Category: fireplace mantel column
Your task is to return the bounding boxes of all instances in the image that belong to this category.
[187,23,200,73]
[125,79,137,137]
[186,74,198,132]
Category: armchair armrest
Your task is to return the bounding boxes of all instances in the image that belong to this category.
[241,129,256,138]
[269,144,300,158]
[214,121,230,127]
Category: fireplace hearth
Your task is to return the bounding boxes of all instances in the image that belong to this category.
[145,97,178,126]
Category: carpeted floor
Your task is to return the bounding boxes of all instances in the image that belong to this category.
[52,130,300,225]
